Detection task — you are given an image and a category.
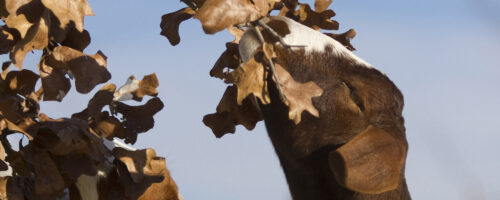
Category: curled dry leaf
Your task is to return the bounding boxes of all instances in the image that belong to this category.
[325,29,357,51]
[38,58,71,102]
[0,95,23,123]
[227,26,244,43]
[45,46,111,94]
[10,9,50,69]
[92,111,126,140]
[111,97,164,144]
[314,0,333,12]
[296,4,338,30]
[35,119,90,156]
[2,69,40,96]
[114,73,159,102]
[194,0,262,34]
[60,28,91,51]
[0,26,15,54]
[23,146,65,197]
[203,86,262,138]
[41,0,94,32]
[3,0,46,38]
[227,57,270,105]
[112,147,172,199]
[113,148,158,183]
[210,42,240,79]
[87,83,115,121]
[275,64,323,124]
[160,7,195,46]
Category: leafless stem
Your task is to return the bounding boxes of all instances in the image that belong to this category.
[253,25,286,102]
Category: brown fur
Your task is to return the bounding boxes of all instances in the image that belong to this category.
[258,46,411,200]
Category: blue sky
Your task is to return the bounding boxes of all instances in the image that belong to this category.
[3,0,500,199]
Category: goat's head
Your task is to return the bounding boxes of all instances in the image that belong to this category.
[236,16,410,198]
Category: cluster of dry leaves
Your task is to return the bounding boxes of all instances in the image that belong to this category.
[161,0,357,137]
[0,0,175,199]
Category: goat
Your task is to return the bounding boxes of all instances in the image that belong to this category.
[239,16,411,200]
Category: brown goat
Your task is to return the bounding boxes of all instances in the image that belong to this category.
[240,16,411,200]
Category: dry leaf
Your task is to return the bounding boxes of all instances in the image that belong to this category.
[0,95,23,123]
[194,0,262,34]
[209,42,240,79]
[38,59,71,102]
[2,69,40,96]
[60,28,91,51]
[111,97,164,144]
[113,73,159,102]
[314,0,333,12]
[275,64,323,124]
[3,0,46,38]
[41,0,94,32]
[227,26,244,43]
[160,7,195,46]
[203,86,262,138]
[23,146,65,197]
[138,157,180,200]
[325,29,357,51]
[0,26,15,54]
[92,111,127,140]
[88,83,116,121]
[111,147,174,199]
[296,4,338,30]
[228,57,270,105]
[35,119,89,155]
[45,46,110,94]
[10,9,50,69]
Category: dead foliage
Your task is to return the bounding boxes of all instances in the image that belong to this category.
[163,0,354,137]
[0,1,180,199]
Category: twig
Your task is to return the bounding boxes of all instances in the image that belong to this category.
[253,25,286,102]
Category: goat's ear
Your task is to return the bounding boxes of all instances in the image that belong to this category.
[329,125,406,194]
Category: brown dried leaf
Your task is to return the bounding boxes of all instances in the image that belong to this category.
[0,26,15,54]
[325,29,357,51]
[228,57,270,105]
[194,0,262,34]
[10,9,50,69]
[92,111,126,140]
[2,69,40,96]
[160,7,195,46]
[0,95,23,123]
[35,119,89,155]
[227,26,244,43]
[113,73,159,102]
[203,86,262,138]
[111,97,164,144]
[111,148,170,199]
[60,28,91,51]
[3,0,46,38]
[296,4,338,30]
[0,176,26,200]
[275,64,323,124]
[113,148,158,183]
[314,0,333,12]
[38,59,71,101]
[88,83,115,121]
[45,46,111,94]
[138,157,180,200]
[209,42,240,79]
[23,146,65,197]
[41,0,94,32]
